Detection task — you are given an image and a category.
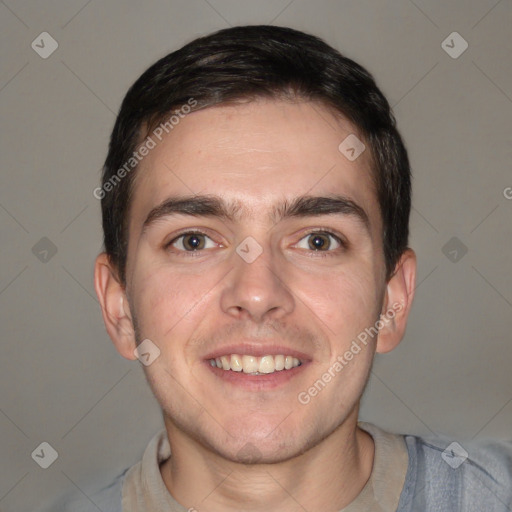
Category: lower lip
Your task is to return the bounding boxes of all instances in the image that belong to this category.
[204,361,309,390]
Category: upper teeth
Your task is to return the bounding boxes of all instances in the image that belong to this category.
[210,354,301,374]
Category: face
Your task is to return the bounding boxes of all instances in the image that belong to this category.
[122,99,389,463]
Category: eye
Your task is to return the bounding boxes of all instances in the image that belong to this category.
[169,232,217,252]
[296,231,343,251]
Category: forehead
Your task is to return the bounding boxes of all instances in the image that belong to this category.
[129,99,380,232]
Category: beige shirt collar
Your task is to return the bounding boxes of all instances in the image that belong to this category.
[122,421,409,512]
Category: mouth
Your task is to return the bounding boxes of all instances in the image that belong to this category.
[203,346,310,390]
[209,354,302,375]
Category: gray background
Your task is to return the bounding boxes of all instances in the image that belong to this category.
[1,0,511,510]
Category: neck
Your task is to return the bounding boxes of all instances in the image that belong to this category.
[160,409,375,512]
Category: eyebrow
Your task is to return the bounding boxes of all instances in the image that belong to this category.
[142,194,371,234]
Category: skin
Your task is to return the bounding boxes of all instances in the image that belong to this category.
[95,98,416,511]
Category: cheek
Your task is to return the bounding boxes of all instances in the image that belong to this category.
[297,265,381,342]
[130,265,194,340]
[130,268,207,391]
[129,257,224,349]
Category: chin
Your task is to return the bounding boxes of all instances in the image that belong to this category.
[222,438,304,465]
[202,421,314,465]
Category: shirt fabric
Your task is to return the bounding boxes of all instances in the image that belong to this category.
[50,422,512,511]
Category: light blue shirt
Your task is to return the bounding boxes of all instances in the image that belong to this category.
[45,427,512,511]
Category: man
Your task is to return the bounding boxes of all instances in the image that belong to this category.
[84,25,511,511]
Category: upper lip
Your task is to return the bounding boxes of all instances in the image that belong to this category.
[203,342,312,362]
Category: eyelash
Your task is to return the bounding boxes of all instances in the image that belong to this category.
[164,229,216,257]
[165,229,347,257]
[298,229,347,257]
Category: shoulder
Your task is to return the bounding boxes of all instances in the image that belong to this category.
[43,430,168,512]
[40,469,126,512]
[398,433,512,511]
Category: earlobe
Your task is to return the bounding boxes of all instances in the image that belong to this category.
[94,253,138,361]
[376,249,417,354]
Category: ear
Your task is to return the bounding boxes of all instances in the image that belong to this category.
[94,253,137,360]
[376,248,417,354]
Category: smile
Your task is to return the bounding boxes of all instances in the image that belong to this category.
[209,354,302,375]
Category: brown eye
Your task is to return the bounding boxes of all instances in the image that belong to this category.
[182,234,205,250]
[296,231,343,252]
[308,233,331,250]
[170,232,215,251]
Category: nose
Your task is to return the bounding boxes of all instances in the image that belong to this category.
[220,243,295,323]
